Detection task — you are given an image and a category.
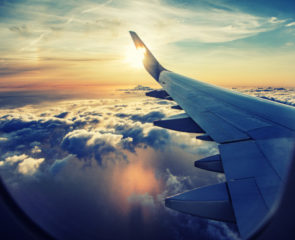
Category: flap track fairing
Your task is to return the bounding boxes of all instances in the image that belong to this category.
[153,113,204,133]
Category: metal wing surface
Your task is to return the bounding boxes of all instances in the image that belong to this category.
[129,31,295,239]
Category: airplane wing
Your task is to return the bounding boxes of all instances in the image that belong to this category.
[129,31,295,239]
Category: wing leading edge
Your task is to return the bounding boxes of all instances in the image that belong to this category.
[129,31,295,239]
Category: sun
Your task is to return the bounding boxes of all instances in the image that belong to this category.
[124,45,146,68]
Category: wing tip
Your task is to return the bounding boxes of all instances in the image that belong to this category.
[128,31,166,81]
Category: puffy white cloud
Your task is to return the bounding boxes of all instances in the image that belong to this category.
[87,132,122,147]
[17,157,44,175]
[61,129,124,164]
[4,154,28,165]
[0,153,44,176]
[31,145,42,154]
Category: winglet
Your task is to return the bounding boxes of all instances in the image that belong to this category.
[129,31,166,81]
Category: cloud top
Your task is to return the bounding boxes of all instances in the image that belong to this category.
[0,92,240,239]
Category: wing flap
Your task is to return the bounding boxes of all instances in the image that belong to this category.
[190,111,250,143]
[219,140,279,180]
[219,139,286,237]
[165,183,236,222]
[220,140,282,202]
[228,179,269,239]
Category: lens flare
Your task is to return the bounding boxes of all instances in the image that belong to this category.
[124,46,146,68]
[110,150,162,215]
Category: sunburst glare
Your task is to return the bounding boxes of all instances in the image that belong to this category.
[124,45,146,68]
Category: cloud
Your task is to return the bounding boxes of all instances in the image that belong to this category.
[1,0,287,57]
[0,92,244,239]
[238,87,295,107]
[40,56,119,62]
[128,193,155,207]
[17,156,44,175]
[0,153,44,176]
[76,0,280,44]
[81,0,113,14]
[165,168,192,195]
[54,112,69,118]
[0,137,8,142]
[130,111,166,123]
[31,145,42,154]
[4,154,28,165]
[286,22,295,27]
[116,111,166,123]
[285,42,294,47]
[117,85,155,92]
[49,154,74,175]
[20,31,50,52]
[61,129,124,164]
[9,24,32,37]
[0,65,56,77]
[269,16,286,24]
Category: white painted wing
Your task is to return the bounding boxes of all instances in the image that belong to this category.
[129,32,295,239]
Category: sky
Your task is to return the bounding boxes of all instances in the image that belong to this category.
[0,0,295,95]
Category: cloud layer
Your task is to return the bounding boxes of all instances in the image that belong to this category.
[0,88,239,240]
[1,86,293,239]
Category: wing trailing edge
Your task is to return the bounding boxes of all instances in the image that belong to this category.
[165,183,236,222]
